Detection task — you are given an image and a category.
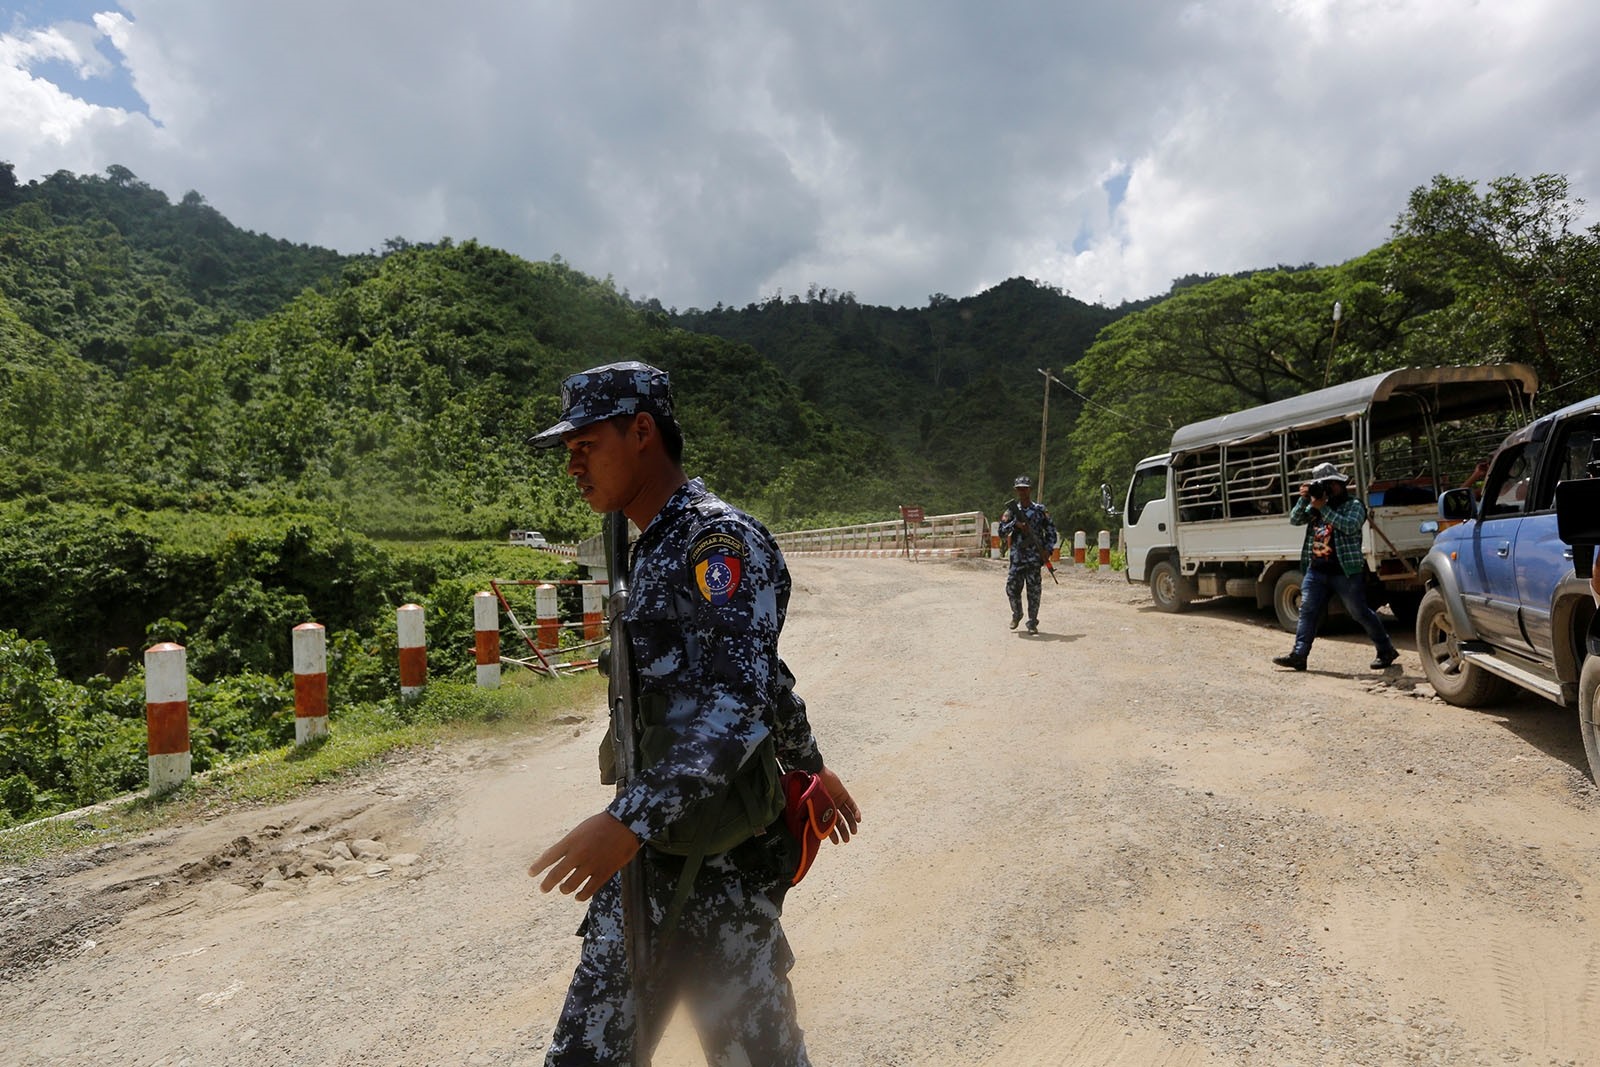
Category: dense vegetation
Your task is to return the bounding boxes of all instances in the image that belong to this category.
[670,278,1129,517]
[5,163,1598,827]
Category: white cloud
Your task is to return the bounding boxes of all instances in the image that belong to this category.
[2,0,1599,309]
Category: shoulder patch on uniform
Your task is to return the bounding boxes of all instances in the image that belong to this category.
[690,530,746,605]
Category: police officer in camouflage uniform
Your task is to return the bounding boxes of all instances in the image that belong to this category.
[999,475,1057,634]
[527,361,862,1067]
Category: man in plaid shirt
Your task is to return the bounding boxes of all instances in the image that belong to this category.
[1272,462,1400,673]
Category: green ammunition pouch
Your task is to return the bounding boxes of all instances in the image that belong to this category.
[598,691,784,855]
[599,689,785,939]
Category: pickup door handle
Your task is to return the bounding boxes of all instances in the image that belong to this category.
[1496,544,1511,558]
[1158,523,1167,532]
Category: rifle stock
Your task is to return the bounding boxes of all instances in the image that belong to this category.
[604,512,653,1067]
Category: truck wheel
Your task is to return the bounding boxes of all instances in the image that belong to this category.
[1580,656,1600,785]
[1415,588,1512,707]
[1272,570,1303,633]
[1149,560,1192,613]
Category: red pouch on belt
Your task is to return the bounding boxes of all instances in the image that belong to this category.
[781,770,839,886]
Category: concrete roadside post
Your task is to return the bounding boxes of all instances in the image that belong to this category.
[292,623,328,744]
[535,583,560,656]
[582,583,604,642]
[1073,530,1087,565]
[474,591,501,689]
[398,603,427,701]
[1098,530,1112,566]
[145,643,191,797]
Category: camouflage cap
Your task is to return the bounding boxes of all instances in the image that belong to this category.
[529,361,675,448]
[1013,475,1033,489]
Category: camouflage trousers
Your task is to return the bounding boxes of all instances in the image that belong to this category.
[545,834,809,1067]
[1006,564,1044,623]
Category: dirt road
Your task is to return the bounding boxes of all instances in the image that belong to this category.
[5,556,1600,1066]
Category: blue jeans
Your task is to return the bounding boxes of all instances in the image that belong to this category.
[1292,566,1397,660]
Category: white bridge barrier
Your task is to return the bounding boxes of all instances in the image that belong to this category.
[775,511,990,559]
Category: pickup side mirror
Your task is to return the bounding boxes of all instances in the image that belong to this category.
[1099,483,1120,517]
[1555,478,1600,580]
[1437,487,1477,523]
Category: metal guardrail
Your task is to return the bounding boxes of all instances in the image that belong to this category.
[775,511,989,557]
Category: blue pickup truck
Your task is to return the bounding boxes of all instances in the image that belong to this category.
[1417,393,1600,776]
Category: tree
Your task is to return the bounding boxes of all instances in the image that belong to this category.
[1391,174,1600,408]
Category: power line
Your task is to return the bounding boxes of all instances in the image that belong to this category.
[1044,371,1171,433]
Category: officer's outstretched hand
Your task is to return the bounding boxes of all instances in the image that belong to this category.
[818,766,862,845]
[529,812,641,902]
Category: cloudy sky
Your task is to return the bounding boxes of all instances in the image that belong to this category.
[3,1,1599,311]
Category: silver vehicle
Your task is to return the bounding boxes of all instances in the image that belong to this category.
[1120,364,1537,631]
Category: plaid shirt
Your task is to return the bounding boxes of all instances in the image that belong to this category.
[1290,491,1367,576]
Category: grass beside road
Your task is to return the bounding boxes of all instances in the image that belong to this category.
[0,671,605,867]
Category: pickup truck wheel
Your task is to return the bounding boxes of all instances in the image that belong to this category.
[1149,560,1192,613]
[1415,588,1513,707]
[1579,656,1600,785]
[1272,570,1303,633]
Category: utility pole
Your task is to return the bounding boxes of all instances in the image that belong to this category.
[1321,301,1343,388]
[1037,368,1050,502]
[1036,368,1067,503]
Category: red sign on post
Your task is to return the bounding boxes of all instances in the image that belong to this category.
[899,505,924,562]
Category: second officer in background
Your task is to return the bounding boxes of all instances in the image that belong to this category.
[999,475,1058,634]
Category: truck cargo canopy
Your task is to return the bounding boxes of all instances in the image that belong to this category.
[1169,364,1538,455]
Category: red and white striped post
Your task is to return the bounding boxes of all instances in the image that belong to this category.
[398,603,427,700]
[536,583,560,655]
[989,522,1002,559]
[293,623,328,744]
[474,591,501,689]
[1073,530,1087,565]
[582,583,604,642]
[1097,530,1112,566]
[145,643,191,797]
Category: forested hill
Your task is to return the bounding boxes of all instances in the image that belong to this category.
[0,163,1129,534]
[669,280,1131,508]
[0,163,350,361]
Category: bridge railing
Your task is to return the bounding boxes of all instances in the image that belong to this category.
[775,511,989,557]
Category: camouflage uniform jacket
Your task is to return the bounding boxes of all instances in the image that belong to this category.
[999,499,1058,568]
[607,478,823,845]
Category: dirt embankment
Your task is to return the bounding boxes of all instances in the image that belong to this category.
[4,557,1599,1066]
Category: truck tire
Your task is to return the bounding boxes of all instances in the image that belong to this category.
[1149,560,1192,613]
[1415,588,1512,707]
[1272,570,1304,633]
[1580,656,1600,785]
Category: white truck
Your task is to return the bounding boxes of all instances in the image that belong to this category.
[1119,364,1537,631]
[509,529,549,548]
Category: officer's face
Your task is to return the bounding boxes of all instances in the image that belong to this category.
[1014,486,1031,505]
[561,417,642,513]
